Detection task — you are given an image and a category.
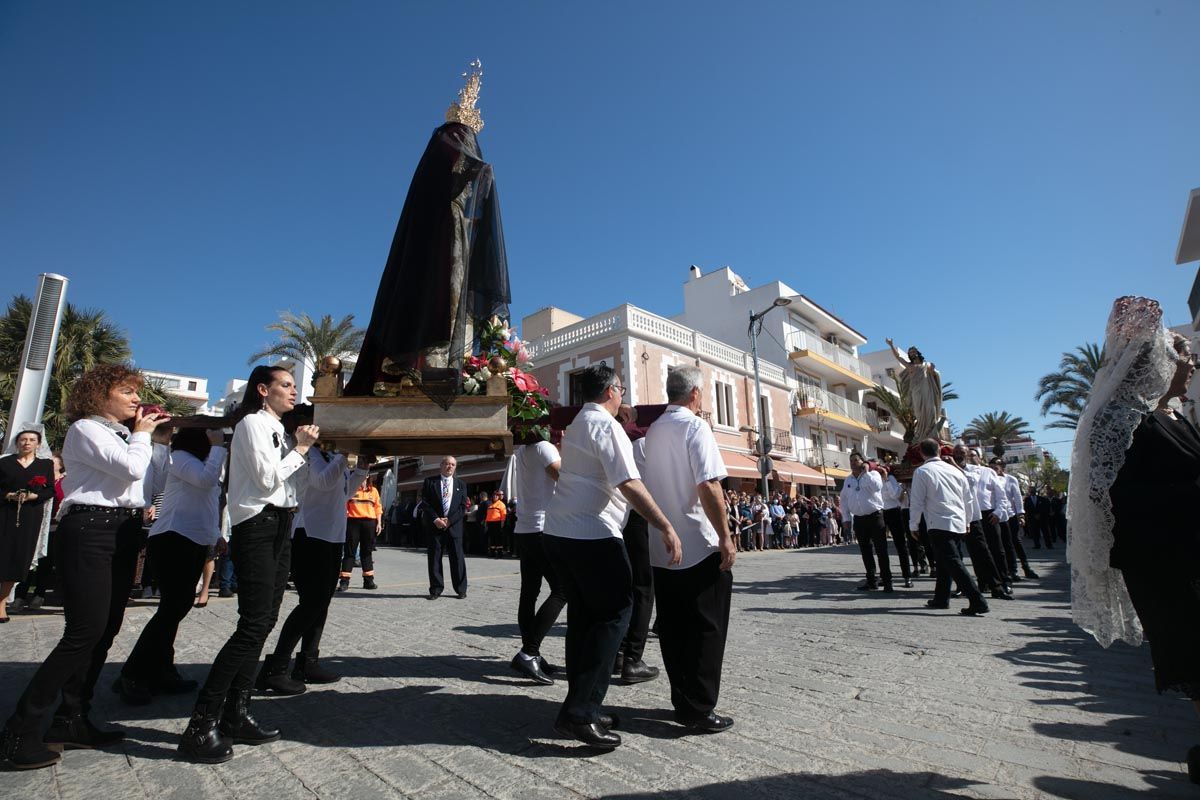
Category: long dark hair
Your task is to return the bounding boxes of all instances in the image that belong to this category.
[171,427,212,461]
[230,365,292,424]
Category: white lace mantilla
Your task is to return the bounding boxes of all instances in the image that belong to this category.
[1068,296,1176,647]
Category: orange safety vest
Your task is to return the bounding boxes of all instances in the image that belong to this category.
[485,500,507,523]
[347,485,382,520]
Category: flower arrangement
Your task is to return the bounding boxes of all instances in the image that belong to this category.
[462,317,552,443]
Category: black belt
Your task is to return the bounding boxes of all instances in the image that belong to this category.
[64,505,143,518]
[853,511,883,520]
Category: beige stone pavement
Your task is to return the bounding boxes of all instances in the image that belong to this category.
[0,543,1195,798]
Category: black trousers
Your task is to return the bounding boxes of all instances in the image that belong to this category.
[853,511,892,587]
[122,532,208,684]
[654,553,732,718]
[882,507,912,580]
[6,510,142,735]
[275,528,342,657]
[964,521,1001,591]
[515,532,566,657]
[486,521,505,552]
[620,512,654,662]
[542,534,632,725]
[427,527,467,595]
[979,512,1012,581]
[1004,518,1032,572]
[342,518,375,575]
[929,530,984,605]
[196,507,293,712]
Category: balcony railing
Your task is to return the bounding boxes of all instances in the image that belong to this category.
[748,426,792,454]
[798,446,852,473]
[786,331,872,381]
[524,304,790,386]
[793,386,869,425]
[865,408,903,436]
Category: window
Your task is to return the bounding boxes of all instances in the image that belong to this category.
[568,370,588,406]
[835,435,848,452]
[714,381,735,426]
[811,429,824,449]
[187,380,198,391]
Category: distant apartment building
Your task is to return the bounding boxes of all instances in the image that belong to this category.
[142,369,210,412]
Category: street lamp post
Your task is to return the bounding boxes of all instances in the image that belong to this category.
[748,297,792,501]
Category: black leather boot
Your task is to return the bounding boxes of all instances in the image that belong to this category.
[255,653,306,695]
[44,714,125,749]
[0,726,61,770]
[219,689,280,745]
[178,708,233,764]
[292,651,340,684]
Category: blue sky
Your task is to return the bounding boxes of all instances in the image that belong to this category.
[3,1,1198,461]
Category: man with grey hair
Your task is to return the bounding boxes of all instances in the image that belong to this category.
[641,366,737,732]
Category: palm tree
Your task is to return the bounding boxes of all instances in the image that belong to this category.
[867,384,917,443]
[941,381,959,403]
[0,295,132,445]
[1035,342,1104,431]
[247,312,364,374]
[963,411,1033,457]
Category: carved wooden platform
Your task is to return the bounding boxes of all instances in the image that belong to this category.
[311,373,512,458]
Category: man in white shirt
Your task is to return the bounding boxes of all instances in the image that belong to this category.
[642,366,737,733]
[543,365,681,749]
[991,458,1039,580]
[881,469,915,586]
[952,445,1011,600]
[839,453,893,592]
[908,439,988,616]
[509,439,565,686]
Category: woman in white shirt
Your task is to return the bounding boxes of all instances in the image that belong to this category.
[178,366,317,765]
[115,426,226,705]
[1,365,169,771]
[264,448,368,688]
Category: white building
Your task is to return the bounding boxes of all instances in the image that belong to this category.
[142,369,210,412]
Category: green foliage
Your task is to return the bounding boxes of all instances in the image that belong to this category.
[963,411,1033,444]
[0,294,132,447]
[248,312,364,371]
[867,384,916,443]
[941,381,959,403]
[1035,342,1104,431]
[1010,453,1068,494]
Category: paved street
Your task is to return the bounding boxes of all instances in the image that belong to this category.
[0,543,1195,799]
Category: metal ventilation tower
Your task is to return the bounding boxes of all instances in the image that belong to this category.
[5,273,69,449]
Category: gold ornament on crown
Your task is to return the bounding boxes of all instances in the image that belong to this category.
[445,59,484,133]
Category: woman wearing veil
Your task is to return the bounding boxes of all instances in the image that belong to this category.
[0,425,56,622]
[1068,295,1200,782]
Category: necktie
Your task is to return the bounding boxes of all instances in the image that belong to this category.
[442,479,451,513]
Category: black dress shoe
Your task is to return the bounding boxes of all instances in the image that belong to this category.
[112,675,153,706]
[44,715,126,749]
[903,579,914,588]
[427,591,441,600]
[218,587,234,598]
[925,600,950,609]
[178,710,233,764]
[553,720,621,749]
[363,576,377,590]
[621,659,660,684]
[456,591,467,599]
[1008,573,1022,583]
[1023,568,1039,579]
[991,587,1014,601]
[511,654,554,685]
[880,585,895,594]
[855,581,879,591]
[0,727,61,770]
[675,711,734,733]
[537,656,560,675]
[960,603,990,616]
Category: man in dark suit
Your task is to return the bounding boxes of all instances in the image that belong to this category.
[422,456,469,599]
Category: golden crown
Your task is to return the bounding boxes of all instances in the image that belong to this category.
[445,59,484,133]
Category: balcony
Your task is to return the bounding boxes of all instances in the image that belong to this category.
[787,332,874,389]
[798,445,852,477]
[746,426,792,455]
[792,387,872,432]
[865,407,905,439]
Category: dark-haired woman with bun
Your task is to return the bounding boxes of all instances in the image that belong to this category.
[114,426,226,706]
[0,364,170,770]
[178,365,318,764]
[0,427,55,622]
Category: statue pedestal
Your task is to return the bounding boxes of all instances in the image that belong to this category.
[311,373,512,459]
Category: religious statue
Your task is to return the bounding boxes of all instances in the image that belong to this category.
[344,60,511,407]
[886,338,946,442]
